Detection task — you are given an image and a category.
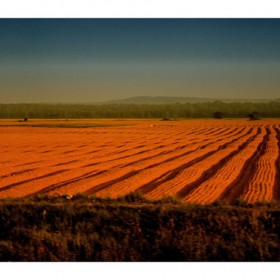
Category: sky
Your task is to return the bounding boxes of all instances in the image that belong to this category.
[0,18,280,103]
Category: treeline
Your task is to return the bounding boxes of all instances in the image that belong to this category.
[1,101,280,119]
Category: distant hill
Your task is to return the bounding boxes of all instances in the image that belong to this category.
[91,96,279,105]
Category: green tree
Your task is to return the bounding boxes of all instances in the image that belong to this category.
[213,111,223,119]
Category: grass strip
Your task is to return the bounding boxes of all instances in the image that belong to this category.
[0,192,280,261]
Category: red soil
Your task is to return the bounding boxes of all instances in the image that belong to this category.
[1,119,280,203]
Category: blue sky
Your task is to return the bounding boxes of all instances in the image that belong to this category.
[0,19,280,103]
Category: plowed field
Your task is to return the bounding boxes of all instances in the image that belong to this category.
[1,119,280,203]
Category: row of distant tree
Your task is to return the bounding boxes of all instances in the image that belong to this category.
[0,101,279,119]
[213,111,260,120]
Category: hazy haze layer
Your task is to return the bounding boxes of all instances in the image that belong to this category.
[0,19,279,103]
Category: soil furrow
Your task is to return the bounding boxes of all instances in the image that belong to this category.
[90,126,253,198]
[273,126,280,200]
[0,169,68,192]
[243,126,278,203]
[42,131,243,196]
[1,120,279,201]
[183,127,265,203]
[31,170,107,195]
[144,127,259,198]
[0,168,36,179]
[219,126,269,203]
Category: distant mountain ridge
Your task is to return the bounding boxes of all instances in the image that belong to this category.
[91,96,279,105]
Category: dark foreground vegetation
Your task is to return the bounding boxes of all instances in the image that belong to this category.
[1,101,280,119]
[1,192,280,261]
